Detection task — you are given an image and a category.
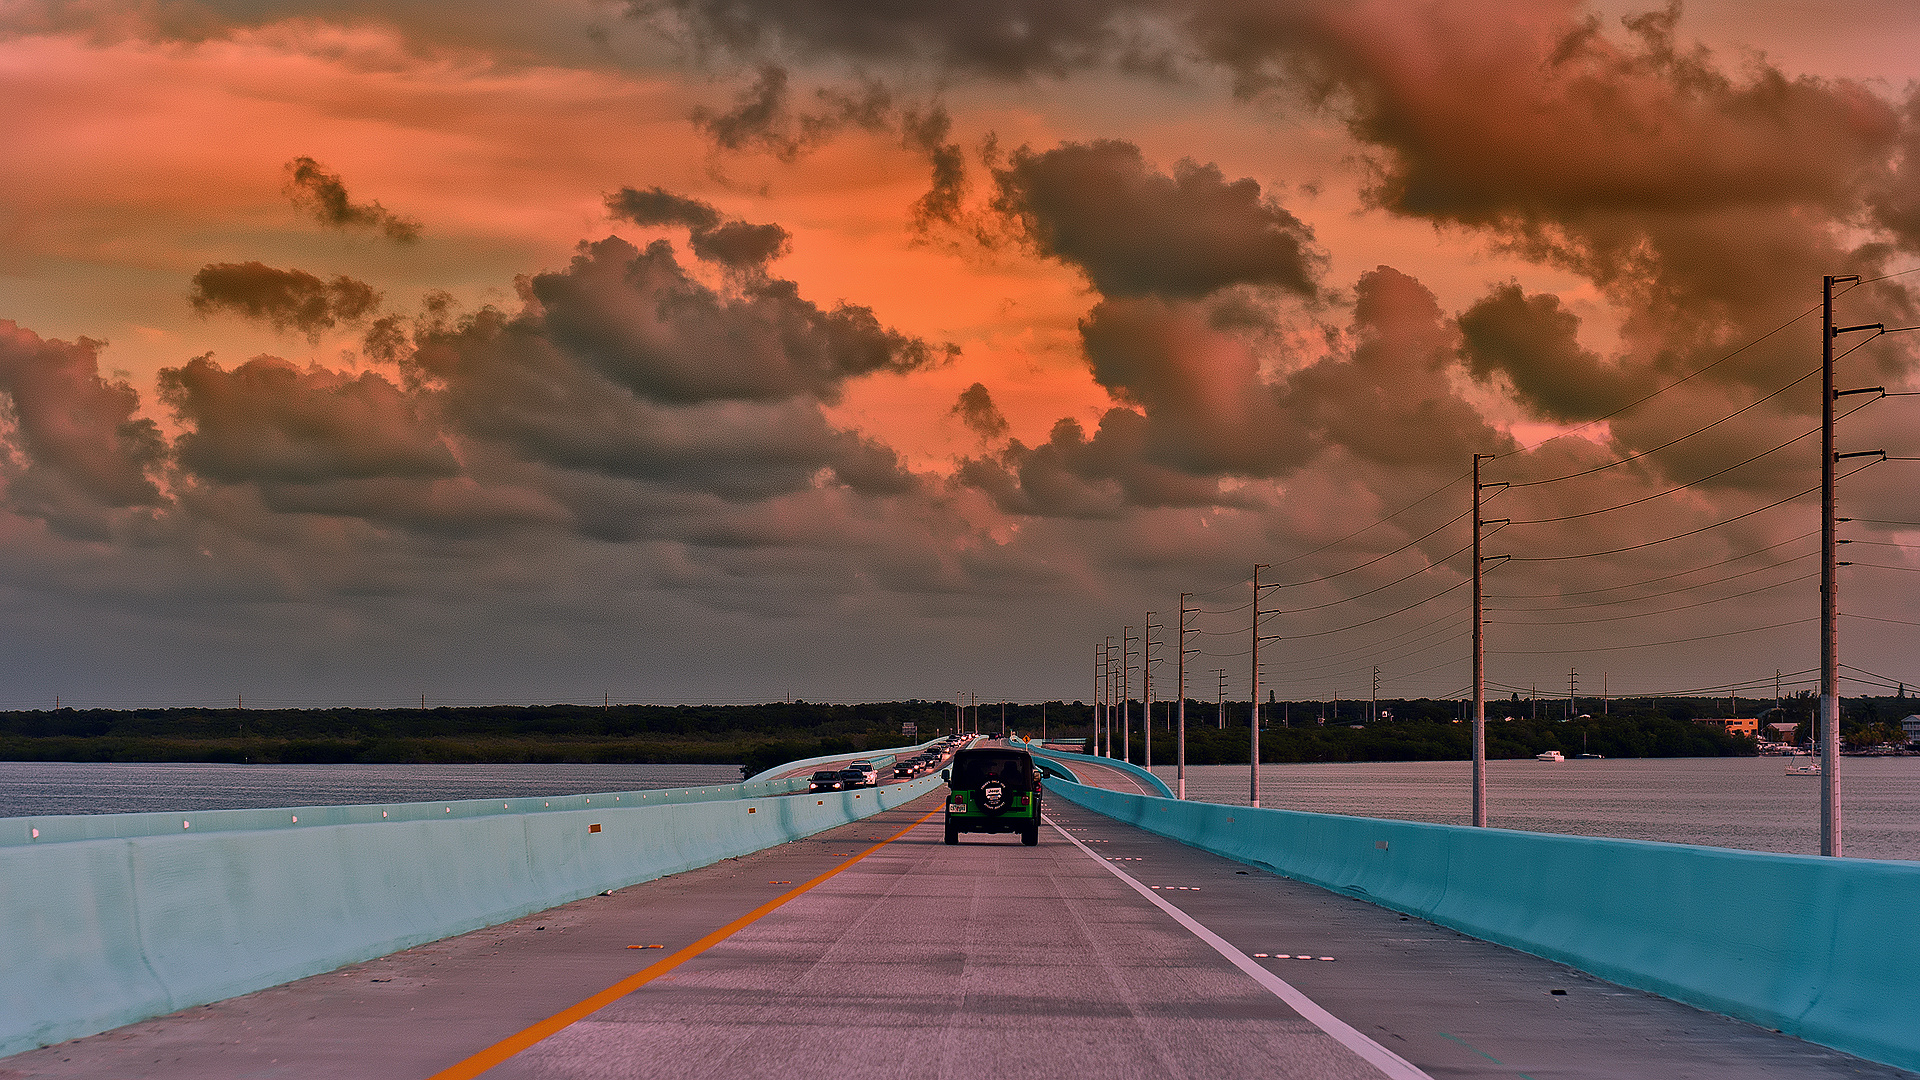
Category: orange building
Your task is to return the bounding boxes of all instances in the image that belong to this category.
[1698,717,1759,738]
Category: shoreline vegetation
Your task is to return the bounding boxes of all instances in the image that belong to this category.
[2,696,1911,774]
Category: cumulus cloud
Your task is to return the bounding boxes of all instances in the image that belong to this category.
[157,355,457,485]
[188,262,381,342]
[993,140,1325,299]
[1457,283,1645,424]
[283,156,422,243]
[0,321,166,535]
[529,235,942,404]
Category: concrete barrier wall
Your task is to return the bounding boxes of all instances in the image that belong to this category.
[0,774,943,1057]
[744,737,947,782]
[1014,742,1174,797]
[1047,779,1920,1074]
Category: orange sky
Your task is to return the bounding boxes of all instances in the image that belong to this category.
[2,0,1919,706]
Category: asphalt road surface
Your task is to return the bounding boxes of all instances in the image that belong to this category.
[4,775,1911,1079]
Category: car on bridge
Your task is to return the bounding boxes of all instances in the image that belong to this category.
[840,760,880,787]
[942,747,1047,846]
[808,770,847,792]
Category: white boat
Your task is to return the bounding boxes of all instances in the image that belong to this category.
[1535,750,1565,762]
[1787,758,1820,775]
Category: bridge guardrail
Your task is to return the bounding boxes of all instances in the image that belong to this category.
[1047,776,1920,1076]
[743,736,949,783]
[0,770,943,1057]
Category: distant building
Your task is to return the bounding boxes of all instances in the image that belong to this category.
[1766,722,1799,741]
[1902,715,1920,744]
[1697,717,1759,738]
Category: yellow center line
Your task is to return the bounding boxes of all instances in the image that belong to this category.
[427,804,942,1080]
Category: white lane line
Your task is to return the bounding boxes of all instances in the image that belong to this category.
[1044,814,1433,1080]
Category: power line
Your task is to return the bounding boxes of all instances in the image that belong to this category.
[1494,301,1823,460]
[1506,464,1878,563]
[1489,569,1816,627]
[1489,615,1813,655]
[1505,421,1821,525]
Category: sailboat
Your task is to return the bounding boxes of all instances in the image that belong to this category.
[1788,731,1820,774]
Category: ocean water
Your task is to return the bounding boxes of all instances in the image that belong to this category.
[0,761,743,819]
[7,757,1917,862]
[1151,757,1920,861]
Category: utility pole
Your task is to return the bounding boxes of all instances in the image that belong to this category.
[1473,453,1507,828]
[1144,611,1159,771]
[1603,673,1609,716]
[1178,593,1193,799]
[1094,641,1104,754]
[1251,564,1269,807]
[1823,273,1885,857]
[1215,669,1227,729]
[1122,626,1135,763]
[1371,666,1379,724]
[1569,667,1577,722]
[1103,636,1116,756]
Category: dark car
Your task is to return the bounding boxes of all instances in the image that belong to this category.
[841,760,880,787]
[808,769,846,792]
[942,747,1046,846]
[893,762,918,779]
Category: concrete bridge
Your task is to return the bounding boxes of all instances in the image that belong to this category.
[2,742,1917,1078]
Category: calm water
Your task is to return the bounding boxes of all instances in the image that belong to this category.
[0,762,743,818]
[9,758,1918,862]
[1151,758,1920,861]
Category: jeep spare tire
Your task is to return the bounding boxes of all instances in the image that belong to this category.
[979,779,1007,813]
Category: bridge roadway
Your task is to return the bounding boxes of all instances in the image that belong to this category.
[3,753,1911,1079]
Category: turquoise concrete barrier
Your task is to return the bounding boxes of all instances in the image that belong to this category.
[1048,778,1920,1074]
[1012,741,1174,798]
[0,773,944,1057]
[744,736,947,782]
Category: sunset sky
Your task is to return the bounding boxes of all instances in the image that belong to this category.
[4,0,1920,708]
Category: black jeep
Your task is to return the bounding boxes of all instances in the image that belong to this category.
[942,747,1046,845]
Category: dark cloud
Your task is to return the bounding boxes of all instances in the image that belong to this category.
[950,382,1008,439]
[283,157,422,243]
[689,220,792,267]
[157,355,458,485]
[606,187,792,268]
[993,140,1323,299]
[604,186,724,232]
[689,64,891,161]
[628,0,1161,80]
[1457,283,1645,424]
[0,321,166,535]
[529,235,943,405]
[902,105,969,236]
[1869,87,1920,252]
[188,262,381,342]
